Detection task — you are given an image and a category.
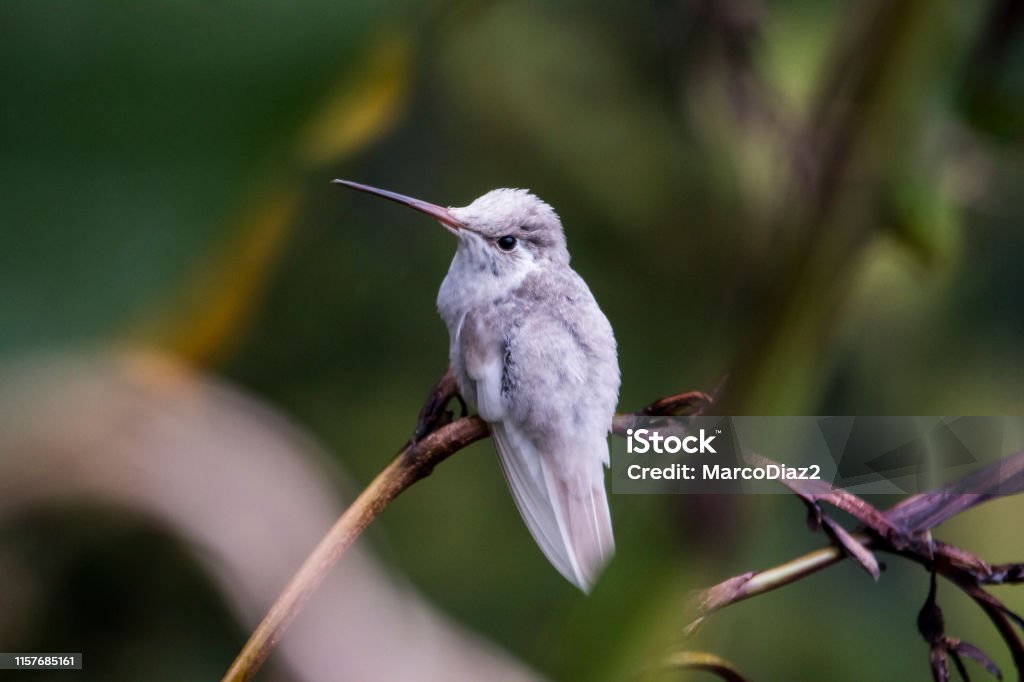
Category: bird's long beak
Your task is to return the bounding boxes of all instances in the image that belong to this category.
[332,179,466,230]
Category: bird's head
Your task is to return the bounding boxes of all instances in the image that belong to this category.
[333,181,570,277]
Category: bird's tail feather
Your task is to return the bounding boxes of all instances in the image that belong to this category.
[491,422,614,592]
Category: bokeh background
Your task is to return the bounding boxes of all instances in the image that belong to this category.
[2,0,1023,680]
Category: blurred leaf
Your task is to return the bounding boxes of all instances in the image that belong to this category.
[0,1,399,357]
[879,173,961,267]
[140,29,413,366]
[146,186,300,365]
[298,29,412,166]
[654,651,749,682]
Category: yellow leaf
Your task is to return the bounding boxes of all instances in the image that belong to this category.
[150,187,299,366]
[298,29,411,166]
[138,31,412,365]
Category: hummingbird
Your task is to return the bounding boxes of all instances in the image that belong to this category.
[334,179,620,592]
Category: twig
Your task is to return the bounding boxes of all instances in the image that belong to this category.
[686,542,849,637]
[687,452,1024,678]
[222,368,713,682]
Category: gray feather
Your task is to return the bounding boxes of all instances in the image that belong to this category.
[491,421,587,587]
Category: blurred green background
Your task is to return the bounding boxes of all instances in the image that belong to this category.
[2,0,1023,680]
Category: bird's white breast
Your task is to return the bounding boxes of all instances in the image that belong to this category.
[436,240,536,339]
[436,239,539,412]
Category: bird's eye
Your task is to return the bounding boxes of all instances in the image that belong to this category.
[497,235,517,251]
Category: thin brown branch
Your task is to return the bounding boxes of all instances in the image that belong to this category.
[688,452,1024,678]
[222,370,713,682]
[686,543,849,637]
[885,452,1024,532]
[746,451,914,550]
[222,414,488,682]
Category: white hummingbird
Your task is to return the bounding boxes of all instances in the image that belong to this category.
[335,180,620,591]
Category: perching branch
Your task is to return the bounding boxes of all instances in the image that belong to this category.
[221,359,1022,682]
[221,368,714,682]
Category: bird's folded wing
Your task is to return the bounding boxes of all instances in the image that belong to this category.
[462,304,617,591]
[490,420,614,592]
